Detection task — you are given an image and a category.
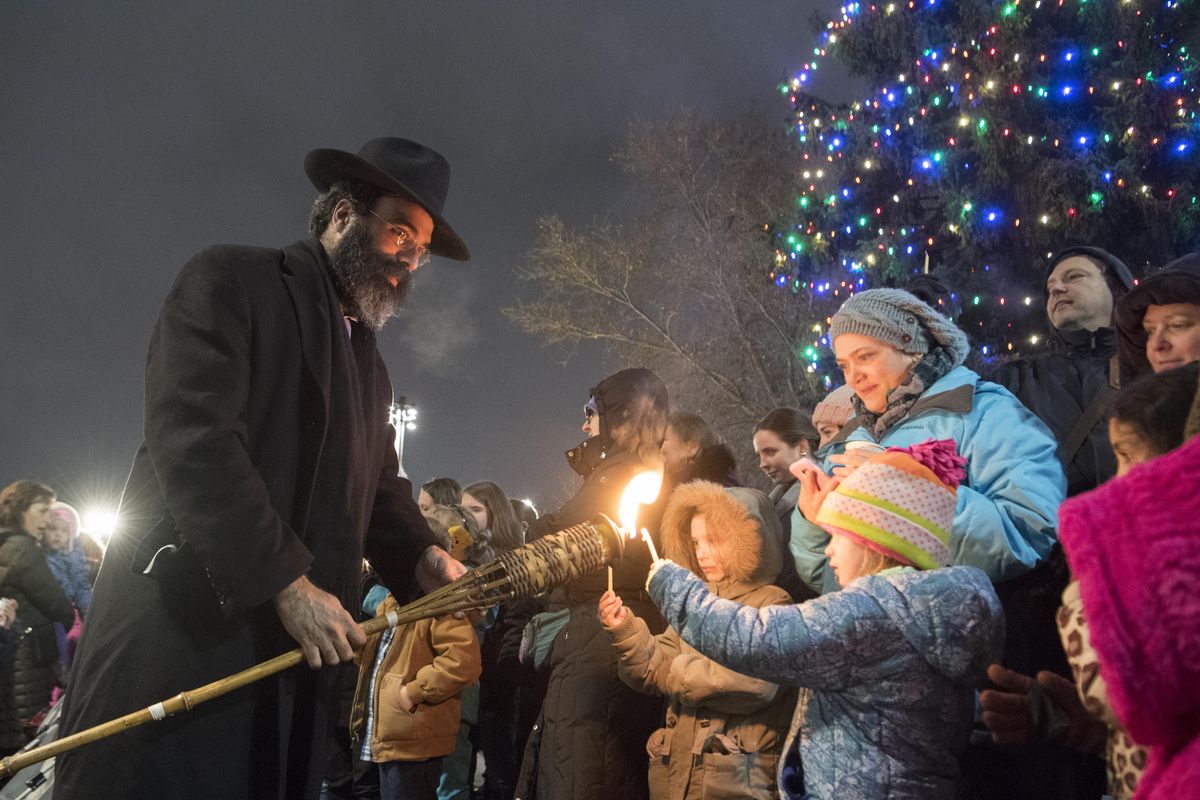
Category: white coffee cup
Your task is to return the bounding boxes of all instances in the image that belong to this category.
[844,441,886,456]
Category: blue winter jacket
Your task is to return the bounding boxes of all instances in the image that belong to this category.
[648,562,1005,800]
[44,545,92,617]
[792,366,1065,593]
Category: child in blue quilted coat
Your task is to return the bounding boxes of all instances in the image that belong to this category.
[646,440,1005,800]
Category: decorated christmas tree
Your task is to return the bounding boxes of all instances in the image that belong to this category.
[772,0,1200,376]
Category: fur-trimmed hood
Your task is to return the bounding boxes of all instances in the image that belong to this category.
[660,482,783,596]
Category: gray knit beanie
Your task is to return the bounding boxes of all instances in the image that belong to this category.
[829,288,970,366]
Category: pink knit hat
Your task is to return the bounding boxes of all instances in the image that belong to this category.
[1059,434,1200,796]
[812,384,857,430]
[48,501,80,541]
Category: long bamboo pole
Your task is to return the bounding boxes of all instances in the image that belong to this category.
[1,612,385,779]
[0,582,510,781]
[0,513,625,779]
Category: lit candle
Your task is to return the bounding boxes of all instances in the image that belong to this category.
[641,528,660,562]
[607,565,614,593]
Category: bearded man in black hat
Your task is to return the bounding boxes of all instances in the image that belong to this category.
[56,138,471,800]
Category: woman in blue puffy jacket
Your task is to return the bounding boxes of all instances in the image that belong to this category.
[789,288,1065,596]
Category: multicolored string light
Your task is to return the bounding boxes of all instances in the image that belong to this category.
[772,0,1200,366]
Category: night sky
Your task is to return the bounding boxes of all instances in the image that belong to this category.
[1,2,854,528]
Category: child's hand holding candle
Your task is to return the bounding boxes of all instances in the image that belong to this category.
[598,590,628,629]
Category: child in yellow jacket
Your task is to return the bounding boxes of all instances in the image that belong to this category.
[350,521,482,800]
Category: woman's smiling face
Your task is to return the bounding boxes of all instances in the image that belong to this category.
[833,333,919,413]
[1142,303,1200,373]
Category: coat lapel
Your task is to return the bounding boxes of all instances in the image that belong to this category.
[280,239,339,540]
[280,240,335,417]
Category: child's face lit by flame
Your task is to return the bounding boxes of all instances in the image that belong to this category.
[690,514,727,583]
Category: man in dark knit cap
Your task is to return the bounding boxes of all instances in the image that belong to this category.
[980,245,1134,800]
[996,246,1135,497]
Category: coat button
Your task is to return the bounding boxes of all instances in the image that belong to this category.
[532,724,539,732]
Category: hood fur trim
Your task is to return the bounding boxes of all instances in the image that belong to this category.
[660,482,783,590]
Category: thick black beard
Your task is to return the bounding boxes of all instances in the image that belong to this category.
[327,219,412,331]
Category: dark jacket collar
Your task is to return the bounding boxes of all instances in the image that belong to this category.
[565,436,610,477]
[1051,325,1116,358]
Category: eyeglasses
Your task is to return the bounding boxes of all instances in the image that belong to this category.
[368,209,431,268]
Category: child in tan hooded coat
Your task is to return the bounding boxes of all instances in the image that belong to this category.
[349,519,482,800]
[599,483,797,799]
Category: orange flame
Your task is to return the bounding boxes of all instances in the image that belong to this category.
[618,471,663,536]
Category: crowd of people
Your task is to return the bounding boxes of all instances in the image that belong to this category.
[3,134,1199,800]
[0,484,101,756]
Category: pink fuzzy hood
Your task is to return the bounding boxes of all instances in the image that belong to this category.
[1058,434,1200,798]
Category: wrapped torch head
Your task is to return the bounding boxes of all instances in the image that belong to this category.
[494,513,624,598]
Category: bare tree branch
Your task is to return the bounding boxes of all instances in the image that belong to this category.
[505,107,822,478]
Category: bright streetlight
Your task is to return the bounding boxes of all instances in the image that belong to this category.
[81,507,120,545]
[389,396,417,477]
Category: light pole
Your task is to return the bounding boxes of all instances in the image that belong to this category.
[389,396,418,477]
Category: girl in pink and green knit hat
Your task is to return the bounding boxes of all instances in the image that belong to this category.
[813,438,964,580]
[645,439,1004,799]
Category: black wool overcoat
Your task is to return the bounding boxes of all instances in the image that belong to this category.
[55,240,436,800]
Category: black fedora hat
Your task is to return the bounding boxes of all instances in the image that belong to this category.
[304,137,470,261]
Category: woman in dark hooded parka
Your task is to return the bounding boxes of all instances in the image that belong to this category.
[516,368,670,800]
